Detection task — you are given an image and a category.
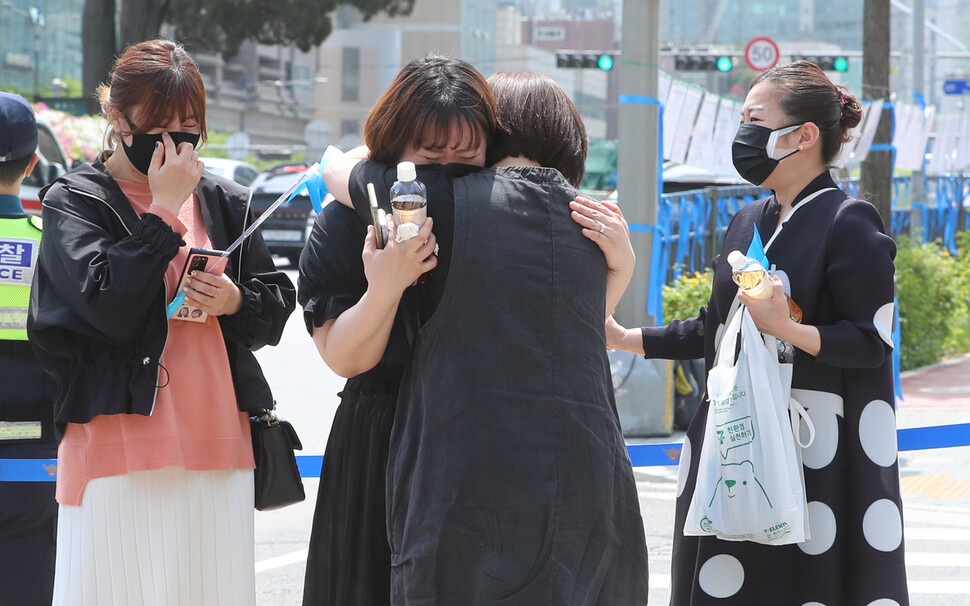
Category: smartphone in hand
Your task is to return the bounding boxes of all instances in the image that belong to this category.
[171,248,227,323]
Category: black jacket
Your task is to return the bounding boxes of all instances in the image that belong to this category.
[27,155,295,428]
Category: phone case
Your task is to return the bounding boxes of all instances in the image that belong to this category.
[171,248,227,323]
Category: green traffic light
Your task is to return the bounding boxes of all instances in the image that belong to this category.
[716,56,733,72]
[597,54,614,71]
[833,57,849,72]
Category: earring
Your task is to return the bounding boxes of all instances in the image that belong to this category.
[797,144,804,151]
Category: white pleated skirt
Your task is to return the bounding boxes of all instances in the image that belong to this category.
[52,467,255,606]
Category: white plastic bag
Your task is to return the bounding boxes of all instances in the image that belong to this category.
[684,305,810,545]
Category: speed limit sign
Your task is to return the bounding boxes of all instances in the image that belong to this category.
[745,37,780,71]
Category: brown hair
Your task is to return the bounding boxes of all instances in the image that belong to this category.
[751,60,862,166]
[97,39,208,149]
[363,54,496,164]
[485,71,588,187]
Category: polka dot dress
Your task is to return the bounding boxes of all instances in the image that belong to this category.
[643,174,909,605]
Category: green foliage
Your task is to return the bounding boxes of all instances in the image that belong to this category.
[167,0,415,58]
[942,231,970,356]
[662,270,712,322]
[894,236,970,370]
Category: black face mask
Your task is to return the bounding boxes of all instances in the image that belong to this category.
[121,130,201,175]
[731,123,802,185]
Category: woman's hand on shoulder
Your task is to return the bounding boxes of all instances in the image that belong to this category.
[361,216,437,300]
[570,196,635,276]
[148,132,204,215]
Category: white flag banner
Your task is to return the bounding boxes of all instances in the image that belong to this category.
[659,71,673,108]
[892,103,916,170]
[894,104,914,171]
[686,94,721,172]
[663,81,689,161]
[670,86,705,165]
[851,99,884,164]
[711,100,742,177]
[956,113,970,172]
[833,100,867,168]
[926,112,948,176]
[910,106,934,173]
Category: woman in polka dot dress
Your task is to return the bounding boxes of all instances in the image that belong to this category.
[607,60,909,605]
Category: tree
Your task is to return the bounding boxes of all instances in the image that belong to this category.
[82,0,414,114]
[860,0,892,231]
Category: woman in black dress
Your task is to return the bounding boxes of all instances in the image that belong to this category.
[608,61,909,605]
[297,55,496,606]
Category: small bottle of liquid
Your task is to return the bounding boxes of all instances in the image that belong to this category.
[727,250,803,323]
[390,161,427,240]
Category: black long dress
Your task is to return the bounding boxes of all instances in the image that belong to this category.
[298,201,405,605]
[383,167,649,605]
[298,162,475,605]
[644,172,909,605]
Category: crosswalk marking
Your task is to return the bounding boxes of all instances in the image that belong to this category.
[907,552,970,567]
[906,527,970,542]
[908,580,970,595]
[255,549,307,573]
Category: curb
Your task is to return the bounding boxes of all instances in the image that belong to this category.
[899,351,970,380]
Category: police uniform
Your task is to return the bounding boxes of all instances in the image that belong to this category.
[0,92,57,606]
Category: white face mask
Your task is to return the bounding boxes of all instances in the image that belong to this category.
[765,124,803,160]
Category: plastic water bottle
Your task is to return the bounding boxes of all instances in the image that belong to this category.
[390,161,427,239]
[727,250,803,323]
[390,161,432,284]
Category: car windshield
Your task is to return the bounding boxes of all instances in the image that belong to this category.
[254,168,310,196]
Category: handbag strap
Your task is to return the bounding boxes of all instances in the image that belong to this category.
[789,396,816,449]
[712,296,744,368]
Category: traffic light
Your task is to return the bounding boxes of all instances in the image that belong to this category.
[792,55,849,72]
[556,51,618,71]
[674,55,734,72]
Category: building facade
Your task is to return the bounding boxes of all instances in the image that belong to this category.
[0,0,83,101]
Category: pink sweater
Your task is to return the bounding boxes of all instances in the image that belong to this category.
[56,180,255,506]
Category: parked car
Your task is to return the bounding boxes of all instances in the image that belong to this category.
[604,162,751,203]
[21,117,72,216]
[201,156,259,187]
[249,163,318,267]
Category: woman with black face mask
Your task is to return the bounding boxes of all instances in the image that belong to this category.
[27,39,295,605]
[607,61,908,605]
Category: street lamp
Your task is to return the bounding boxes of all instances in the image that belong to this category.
[1,1,44,101]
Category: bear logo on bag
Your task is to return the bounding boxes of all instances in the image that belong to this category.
[709,460,772,507]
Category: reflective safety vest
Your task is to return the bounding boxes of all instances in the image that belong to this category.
[0,215,42,340]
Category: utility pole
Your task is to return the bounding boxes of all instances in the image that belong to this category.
[910,0,926,214]
[613,0,671,438]
[615,0,660,331]
[860,0,893,230]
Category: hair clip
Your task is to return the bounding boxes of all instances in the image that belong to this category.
[839,92,849,107]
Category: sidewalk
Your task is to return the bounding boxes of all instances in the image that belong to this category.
[898,351,970,410]
[897,352,970,507]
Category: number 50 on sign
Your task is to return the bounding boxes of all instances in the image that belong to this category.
[745,37,780,72]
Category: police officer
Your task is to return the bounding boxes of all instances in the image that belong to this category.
[0,91,57,605]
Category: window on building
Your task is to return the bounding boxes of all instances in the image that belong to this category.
[342,48,360,103]
[535,27,565,41]
[341,119,359,137]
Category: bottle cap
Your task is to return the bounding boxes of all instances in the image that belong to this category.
[397,161,416,182]
[727,250,747,270]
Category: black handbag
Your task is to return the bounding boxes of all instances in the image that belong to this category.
[250,409,306,511]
